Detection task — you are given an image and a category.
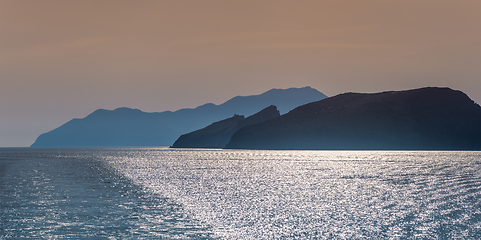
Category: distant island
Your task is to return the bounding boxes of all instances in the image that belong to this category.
[30,87,327,147]
[225,87,481,150]
[172,105,280,148]
[31,86,481,150]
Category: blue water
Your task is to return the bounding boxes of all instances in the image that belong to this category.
[1,148,481,239]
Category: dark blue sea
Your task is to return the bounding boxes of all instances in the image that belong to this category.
[1,148,481,239]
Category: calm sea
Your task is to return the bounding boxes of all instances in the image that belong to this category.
[1,148,480,239]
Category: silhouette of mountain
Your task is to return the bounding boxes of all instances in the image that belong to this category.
[225,87,481,150]
[31,87,326,147]
[172,105,280,148]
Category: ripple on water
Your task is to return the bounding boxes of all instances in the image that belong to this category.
[0,149,216,239]
[2,148,481,239]
[103,149,481,239]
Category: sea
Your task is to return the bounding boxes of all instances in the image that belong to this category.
[1,148,481,239]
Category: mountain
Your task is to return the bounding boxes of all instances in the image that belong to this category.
[31,87,327,147]
[172,105,280,148]
[225,87,481,150]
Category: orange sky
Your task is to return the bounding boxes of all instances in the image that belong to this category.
[1,0,480,146]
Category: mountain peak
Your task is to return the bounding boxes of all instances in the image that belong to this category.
[220,86,327,115]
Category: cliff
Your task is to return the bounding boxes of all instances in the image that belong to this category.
[225,87,481,150]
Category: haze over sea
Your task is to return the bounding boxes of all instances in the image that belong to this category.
[1,148,481,239]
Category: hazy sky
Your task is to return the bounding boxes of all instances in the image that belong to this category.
[1,0,480,147]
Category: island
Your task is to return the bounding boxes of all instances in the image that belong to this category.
[31,87,326,147]
[225,87,481,150]
[172,105,280,148]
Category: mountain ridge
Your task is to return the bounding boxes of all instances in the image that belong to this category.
[31,87,327,147]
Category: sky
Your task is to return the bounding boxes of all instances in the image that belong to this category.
[1,0,480,147]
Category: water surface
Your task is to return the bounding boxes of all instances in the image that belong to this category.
[1,148,481,239]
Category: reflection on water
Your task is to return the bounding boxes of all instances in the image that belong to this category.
[0,148,214,239]
[1,148,481,239]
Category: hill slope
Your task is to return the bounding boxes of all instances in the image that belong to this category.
[31,87,326,147]
[172,105,280,148]
[225,87,481,150]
